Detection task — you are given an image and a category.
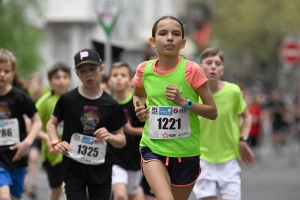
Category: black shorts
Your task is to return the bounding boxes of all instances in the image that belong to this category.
[64,174,112,200]
[42,161,63,188]
[30,139,41,150]
[140,146,201,186]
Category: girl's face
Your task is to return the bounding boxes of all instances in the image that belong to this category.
[150,19,186,57]
[201,55,224,81]
[49,70,70,96]
[76,64,104,87]
[109,66,131,92]
[0,62,15,88]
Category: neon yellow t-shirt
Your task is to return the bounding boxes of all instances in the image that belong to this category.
[199,82,246,163]
[36,91,63,167]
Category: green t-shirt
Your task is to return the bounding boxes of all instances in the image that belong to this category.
[199,82,246,163]
[140,59,201,157]
[36,91,62,167]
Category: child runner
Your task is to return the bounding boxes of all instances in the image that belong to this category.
[108,62,145,200]
[46,48,127,200]
[133,16,218,200]
[0,48,42,200]
[35,62,71,200]
[192,48,255,200]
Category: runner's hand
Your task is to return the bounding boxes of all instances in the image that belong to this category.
[54,141,71,156]
[166,85,186,107]
[10,140,31,162]
[239,142,255,164]
[135,101,149,122]
[94,127,112,142]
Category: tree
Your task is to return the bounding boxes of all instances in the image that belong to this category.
[0,0,44,79]
[210,0,300,85]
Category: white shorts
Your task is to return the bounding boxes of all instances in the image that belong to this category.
[111,165,143,195]
[193,159,241,200]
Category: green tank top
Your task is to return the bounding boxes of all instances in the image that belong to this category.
[140,59,201,157]
[36,91,63,167]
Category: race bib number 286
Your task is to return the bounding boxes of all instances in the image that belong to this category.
[0,119,20,146]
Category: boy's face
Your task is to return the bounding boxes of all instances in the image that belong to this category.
[109,66,131,92]
[200,55,224,81]
[0,61,15,87]
[76,64,104,87]
[49,70,71,96]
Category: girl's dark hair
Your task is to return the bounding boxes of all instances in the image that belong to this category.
[47,62,71,80]
[152,15,185,38]
[200,48,224,63]
[109,62,132,78]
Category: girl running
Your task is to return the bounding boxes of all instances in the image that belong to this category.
[133,16,218,200]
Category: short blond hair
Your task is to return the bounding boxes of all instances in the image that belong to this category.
[0,48,16,69]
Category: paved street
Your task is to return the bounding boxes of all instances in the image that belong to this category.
[23,134,300,200]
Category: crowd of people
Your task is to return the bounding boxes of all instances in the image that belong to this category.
[0,15,298,200]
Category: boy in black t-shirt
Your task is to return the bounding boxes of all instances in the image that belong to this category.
[0,48,42,200]
[47,49,127,200]
[108,62,145,200]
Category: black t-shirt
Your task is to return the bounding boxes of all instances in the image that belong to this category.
[109,96,145,170]
[0,87,36,169]
[53,88,127,184]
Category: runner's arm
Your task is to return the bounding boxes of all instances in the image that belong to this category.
[193,82,218,120]
[24,113,42,145]
[107,127,126,148]
[239,108,252,138]
[133,86,146,109]
[37,130,51,149]
[46,115,59,142]
[123,122,144,136]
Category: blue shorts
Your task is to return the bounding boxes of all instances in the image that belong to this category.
[0,167,27,199]
[140,146,201,186]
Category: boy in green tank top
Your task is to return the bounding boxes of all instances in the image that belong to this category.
[133,16,218,200]
[193,48,255,200]
[36,62,71,200]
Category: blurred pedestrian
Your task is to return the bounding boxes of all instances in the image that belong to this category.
[25,71,49,199]
[193,47,255,200]
[46,48,127,200]
[0,48,42,200]
[133,16,217,200]
[108,62,144,200]
[266,89,289,153]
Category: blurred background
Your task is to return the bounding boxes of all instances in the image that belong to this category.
[1,0,300,199]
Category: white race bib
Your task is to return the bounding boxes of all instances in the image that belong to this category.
[148,106,191,139]
[0,119,20,146]
[67,133,106,165]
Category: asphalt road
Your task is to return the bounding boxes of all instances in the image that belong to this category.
[22,134,300,200]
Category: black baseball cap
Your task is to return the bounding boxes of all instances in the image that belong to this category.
[74,49,102,69]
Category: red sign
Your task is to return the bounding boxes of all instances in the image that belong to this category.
[279,39,300,65]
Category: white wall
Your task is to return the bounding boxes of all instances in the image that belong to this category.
[40,0,190,87]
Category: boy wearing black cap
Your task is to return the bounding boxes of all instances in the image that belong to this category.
[46,48,127,200]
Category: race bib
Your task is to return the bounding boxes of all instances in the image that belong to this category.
[67,133,106,165]
[148,106,191,139]
[0,119,20,146]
